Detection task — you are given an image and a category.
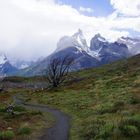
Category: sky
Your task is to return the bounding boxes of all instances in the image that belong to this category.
[0,0,140,61]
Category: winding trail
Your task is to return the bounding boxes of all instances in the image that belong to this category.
[13,95,70,140]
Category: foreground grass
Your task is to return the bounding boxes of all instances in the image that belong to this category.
[0,90,55,140]
[26,55,140,140]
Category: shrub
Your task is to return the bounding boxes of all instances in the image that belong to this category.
[129,96,140,104]
[120,125,139,136]
[18,126,31,135]
[113,101,124,109]
[79,118,105,140]
[128,115,140,129]
[120,110,133,116]
[96,102,120,114]
[119,115,140,129]
[0,106,5,113]
[98,123,114,139]
[30,110,42,116]
[14,106,26,112]
[0,130,15,140]
[96,104,113,114]
[119,115,140,136]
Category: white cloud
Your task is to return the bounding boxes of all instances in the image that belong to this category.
[111,0,140,16]
[79,6,93,14]
[0,0,139,61]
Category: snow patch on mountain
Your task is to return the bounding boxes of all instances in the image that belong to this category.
[72,29,89,52]
[88,48,102,60]
[56,29,89,54]
[118,37,140,54]
[0,54,8,65]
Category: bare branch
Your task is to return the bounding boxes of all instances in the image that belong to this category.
[46,55,74,87]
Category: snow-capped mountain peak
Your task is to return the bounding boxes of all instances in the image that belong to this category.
[90,33,107,53]
[0,53,8,65]
[72,29,84,40]
[93,33,106,42]
[72,29,89,52]
[56,29,89,53]
[118,36,140,54]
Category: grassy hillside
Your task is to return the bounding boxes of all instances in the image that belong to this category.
[26,54,140,140]
[1,54,140,140]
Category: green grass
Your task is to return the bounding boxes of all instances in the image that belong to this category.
[25,54,140,140]
[18,124,32,135]
[0,130,15,140]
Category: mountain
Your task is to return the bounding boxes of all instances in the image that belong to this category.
[19,30,131,76]
[90,33,107,52]
[55,29,99,69]
[118,37,140,55]
[56,29,89,53]
[54,30,131,68]
[12,60,34,69]
[0,53,18,76]
[19,30,99,76]
[90,34,131,64]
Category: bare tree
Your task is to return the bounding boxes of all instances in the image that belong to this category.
[46,55,74,88]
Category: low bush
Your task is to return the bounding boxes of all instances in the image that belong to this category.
[113,101,124,109]
[119,115,140,129]
[129,96,140,104]
[79,118,105,140]
[14,106,26,112]
[119,115,140,136]
[0,106,5,113]
[0,130,15,140]
[30,110,42,116]
[120,125,139,136]
[96,103,120,114]
[98,123,114,139]
[18,125,31,135]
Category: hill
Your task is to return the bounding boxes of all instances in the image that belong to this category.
[1,54,140,140]
[23,54,140,140]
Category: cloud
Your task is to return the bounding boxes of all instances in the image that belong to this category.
[79,6,93,14]
[111,0,140,16]
[0,0,139,61]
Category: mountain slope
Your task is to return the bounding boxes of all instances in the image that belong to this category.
[0,53,18,76]
[20,30,131,76]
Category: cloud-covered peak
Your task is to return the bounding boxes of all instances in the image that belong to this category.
[72,29,84,40]
[56,29,88,52]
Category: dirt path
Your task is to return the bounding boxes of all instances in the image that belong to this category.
[13,95,70,140]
